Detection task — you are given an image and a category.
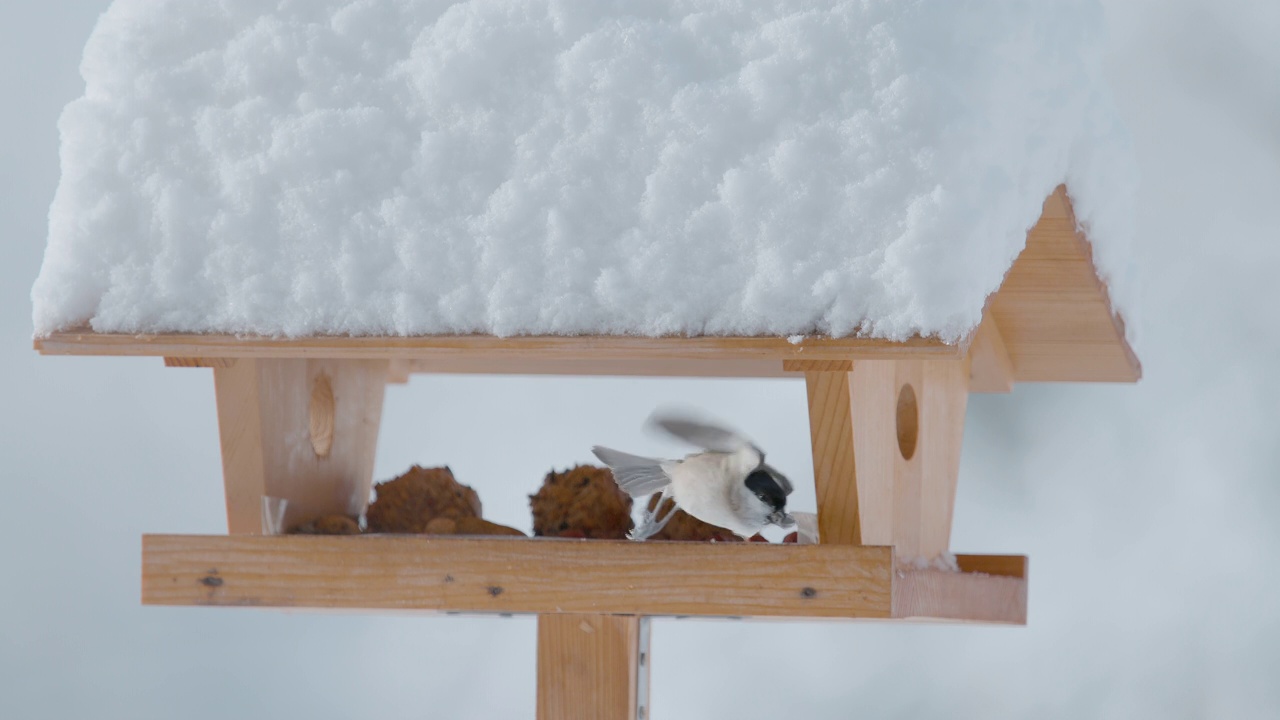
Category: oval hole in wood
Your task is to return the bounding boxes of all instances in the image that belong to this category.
[310,373,335,458]
[896,383,918,461]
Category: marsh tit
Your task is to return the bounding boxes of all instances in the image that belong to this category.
[592,412,795,540]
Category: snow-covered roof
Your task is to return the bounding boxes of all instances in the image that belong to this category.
[31,0,1136,343]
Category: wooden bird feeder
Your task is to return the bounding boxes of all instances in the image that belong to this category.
[36,186,1138,719]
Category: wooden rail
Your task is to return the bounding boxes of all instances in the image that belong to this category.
[141,535,1027,624]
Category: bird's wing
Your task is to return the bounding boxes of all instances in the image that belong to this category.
[591,446,671,498]
[648,413,757,455]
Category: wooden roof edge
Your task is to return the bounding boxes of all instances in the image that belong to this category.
[1055,186,1142,381]
[979,185,1142,385]
[32,327,963,363]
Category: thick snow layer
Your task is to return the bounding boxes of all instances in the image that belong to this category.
[31,0,1137,341]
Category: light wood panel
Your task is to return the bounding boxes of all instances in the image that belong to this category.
[807,359,968,561]
[141,535,1025,624]
[213,359,386,534]
[988,186,1140,382]
[966,312,1014,393]
[142,535,893,618]
[137,535,1029,620]
[893,567,1027,624]
[538,614,647,720]
[35,330,955,364]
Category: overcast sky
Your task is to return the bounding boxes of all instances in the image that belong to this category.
[3,2,1279,719]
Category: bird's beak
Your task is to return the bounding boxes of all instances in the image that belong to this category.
[768,511,795,528]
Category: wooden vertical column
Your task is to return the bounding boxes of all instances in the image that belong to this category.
[797,358,969,561]
[212,358,388,534]
[537,614,649,720]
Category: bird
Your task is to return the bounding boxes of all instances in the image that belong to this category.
[592,412,795,540]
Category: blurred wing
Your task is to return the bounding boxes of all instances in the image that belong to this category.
[649,413,756,454]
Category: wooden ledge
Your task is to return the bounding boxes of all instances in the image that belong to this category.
[36,329,957,365]
[141,534,1027,625]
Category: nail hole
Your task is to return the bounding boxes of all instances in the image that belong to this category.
[896,383,918,460]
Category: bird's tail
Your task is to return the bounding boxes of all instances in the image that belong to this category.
[591,446,671,498]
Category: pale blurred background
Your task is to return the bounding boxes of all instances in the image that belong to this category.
[2,1,1278,718]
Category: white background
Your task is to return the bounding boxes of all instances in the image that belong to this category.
[2,2,1278,718]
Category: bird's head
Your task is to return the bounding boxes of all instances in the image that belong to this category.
[743,466,795,528]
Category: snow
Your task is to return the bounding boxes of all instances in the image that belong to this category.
[31,0,1137,342]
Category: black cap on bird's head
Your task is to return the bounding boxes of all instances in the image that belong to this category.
[745,465,795,527]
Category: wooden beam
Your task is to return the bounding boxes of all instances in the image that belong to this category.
[538,615,648,720]
[35,330,957,366]
[140,535,1025,624]
[142,535,892,618]
[403,356,796,378]
[893,556,1028,624]
[213,359,387,534]
[803,369,863,545]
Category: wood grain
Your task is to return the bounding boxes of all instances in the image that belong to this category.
[892,567,1027,624]
[804,370,862,545]
[806,359,968,561]
[141,535,1025,624]
[784,359,854,373]
[987,186,1140,383]
[913,359,969,560]
[538,614,646,720]
[846,361,899,547]
[141,535,894,619]
[966,312,1014,393]
[213,359,386,534]
[36,331,957,364]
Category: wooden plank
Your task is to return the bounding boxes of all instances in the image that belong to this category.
[892,567,1027,624]
[404,357,793,378]
[990,186,1141,383]
[141,535,894,619]
[844,361,897,548]
[141,535,1025,624]
[34,331,958,370]
[538,614,647,720]
[913,359,969,560]
[784,359,854,373]
[213,359,387,534]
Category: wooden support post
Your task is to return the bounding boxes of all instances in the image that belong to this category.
[537,614,649,720]
[802,359,968,561]
[212,358,388,534]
